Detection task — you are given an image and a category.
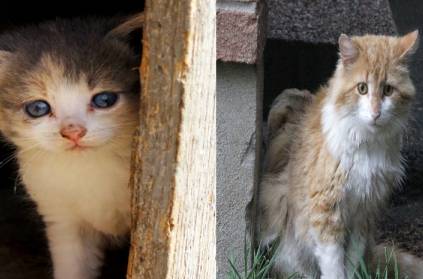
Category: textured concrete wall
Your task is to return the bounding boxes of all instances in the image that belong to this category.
[267,0,396,43]
[217,62,262,278]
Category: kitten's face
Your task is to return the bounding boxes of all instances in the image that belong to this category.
[0,18,140,153]
[331,32,418,132]
[4,56,137,152]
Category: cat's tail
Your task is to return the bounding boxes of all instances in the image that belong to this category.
[264,88,313,173]
[372,245,423,279]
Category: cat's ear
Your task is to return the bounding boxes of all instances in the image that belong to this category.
[0,50,13,77]
[338,34,359,66]
[106,13,144,39]
[397,30,419,59]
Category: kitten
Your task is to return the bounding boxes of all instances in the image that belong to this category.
[257,31,423,279]
[0,15,143,279]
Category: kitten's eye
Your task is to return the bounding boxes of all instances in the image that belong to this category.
[357,82,368,95]
[24,100,51,118]
[91,92,119,109]
[383,84,394,96]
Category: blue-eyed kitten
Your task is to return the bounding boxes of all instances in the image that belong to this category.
[0,14,143,279]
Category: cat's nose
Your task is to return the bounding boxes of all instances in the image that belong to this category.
[60,124,87,142]
[372,111,381,121]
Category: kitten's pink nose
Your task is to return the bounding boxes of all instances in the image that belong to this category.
[60,124,87,142]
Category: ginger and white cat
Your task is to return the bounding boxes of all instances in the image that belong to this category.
[257,31,423,278]
[0,15,143,279]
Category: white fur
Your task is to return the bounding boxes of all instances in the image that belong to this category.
[20,147,131,279]
[321,99,405,201]
[314,243,346,279]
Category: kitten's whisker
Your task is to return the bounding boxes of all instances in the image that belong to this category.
[0,143,43,169]
[92,124,138,132]
[0,153,18,168]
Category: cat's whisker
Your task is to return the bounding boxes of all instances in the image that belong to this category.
[0,153,18,168]
[0,143,44,169]
[92,124,138,132]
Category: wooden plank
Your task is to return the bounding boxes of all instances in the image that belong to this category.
[127,0,216,278]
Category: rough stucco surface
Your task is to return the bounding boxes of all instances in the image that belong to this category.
[267,0,397,43]
[217,1,264,64]
[217,62,258,278]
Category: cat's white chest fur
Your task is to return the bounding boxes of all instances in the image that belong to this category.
[322,103,404,201]
[342,141,403,202]
[19,147,131,236]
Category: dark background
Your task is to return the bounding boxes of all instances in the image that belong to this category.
[263,0,423,256]
[0,1,144,278]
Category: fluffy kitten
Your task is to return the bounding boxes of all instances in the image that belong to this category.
[0,15,143,279]
[257,31,423,278]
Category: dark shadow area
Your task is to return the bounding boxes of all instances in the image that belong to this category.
[263,39,338,120]
[0,2,143,278]
[263,1,423,257]
[377,0,423,257]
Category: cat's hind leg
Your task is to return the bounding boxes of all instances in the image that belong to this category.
[265,88,312,173]
[267,88,312,139]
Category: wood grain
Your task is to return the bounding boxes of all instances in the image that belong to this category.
[127,0,216,278]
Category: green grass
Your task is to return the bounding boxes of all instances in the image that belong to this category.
[228,241,408,279]
[350,247,408,279]
[227,237,299,279]
[227,236,275,279]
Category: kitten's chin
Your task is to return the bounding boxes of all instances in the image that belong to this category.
[64,141,105,152]
[66,144,90,152]
[63,140,115,152]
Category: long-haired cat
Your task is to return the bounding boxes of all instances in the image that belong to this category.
[257,31,423,278]
[0,14,143,279]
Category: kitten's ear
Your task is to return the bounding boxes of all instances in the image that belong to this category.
[338,34,359,66]
[107,13,144,39]
[397,30,419,58]
[0,50,13,77]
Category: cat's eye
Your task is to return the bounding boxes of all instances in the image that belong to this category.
[24,100,51,118]
[357,82,368,95]
[91,92,119,109]
[383,84,394,96]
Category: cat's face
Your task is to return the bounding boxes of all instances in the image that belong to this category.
[330,31,418,131]
[0,17,141,153]
[2,55,138,153]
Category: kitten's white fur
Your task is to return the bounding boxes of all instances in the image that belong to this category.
[21,148,131,279]
[17,80,135,279]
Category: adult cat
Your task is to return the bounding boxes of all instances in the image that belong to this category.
[257,31,423,278]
